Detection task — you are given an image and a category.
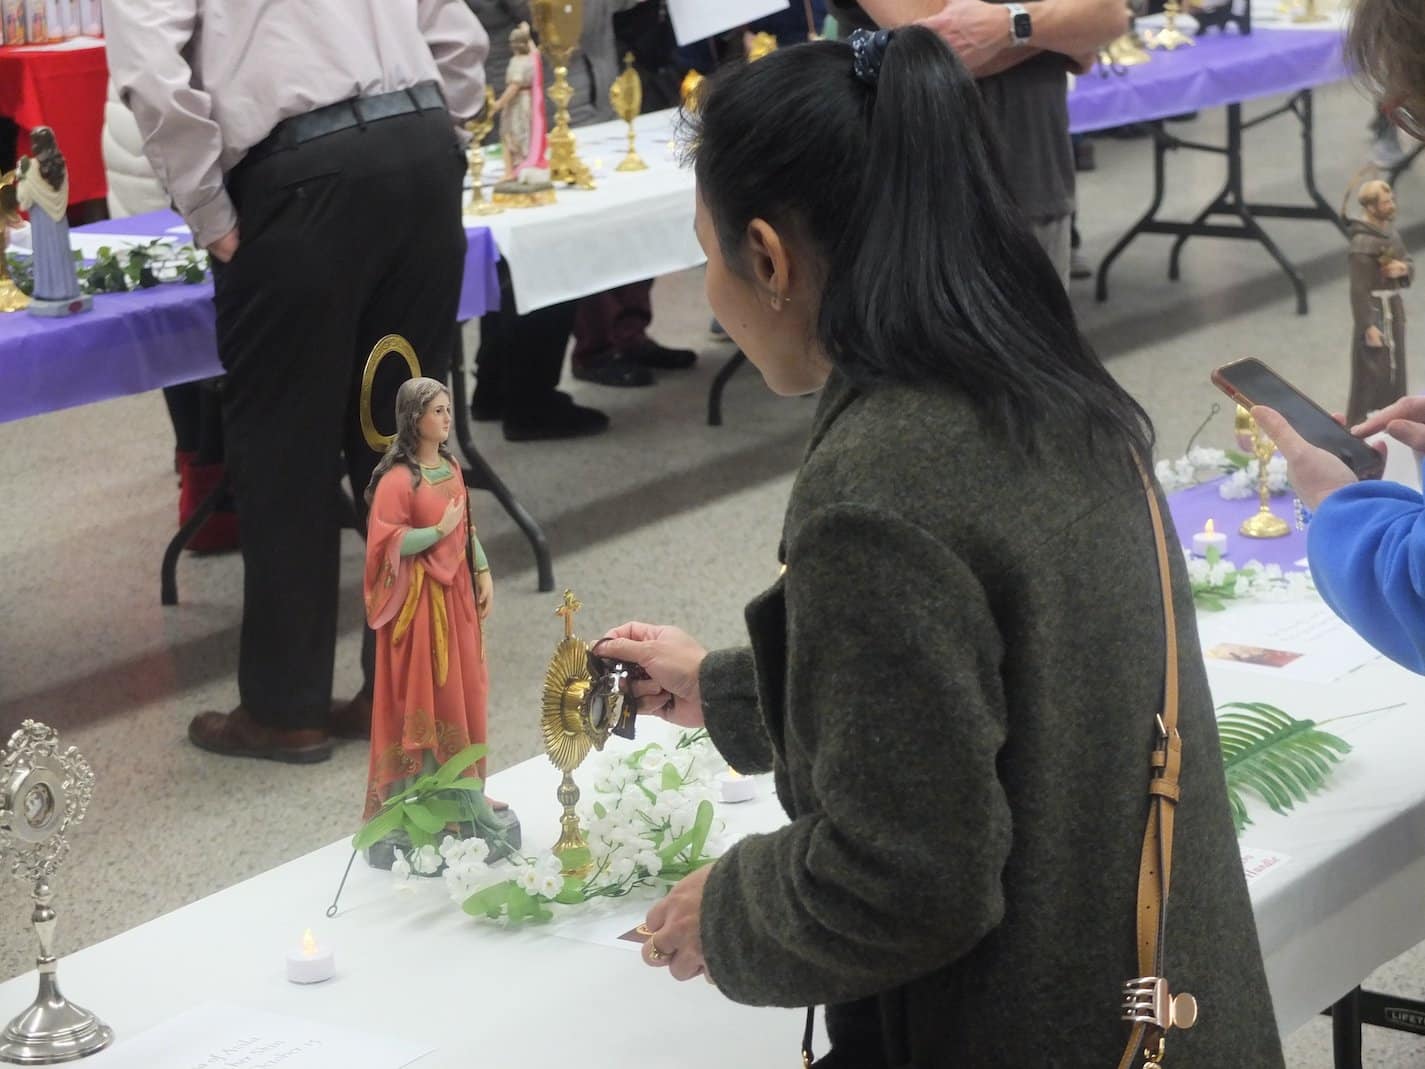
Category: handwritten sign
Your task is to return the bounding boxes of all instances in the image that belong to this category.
[88,1004,432,1069]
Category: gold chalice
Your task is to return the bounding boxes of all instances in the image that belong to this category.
[530,0,595,190]
[610,53,648,173]
[464,88,503,217]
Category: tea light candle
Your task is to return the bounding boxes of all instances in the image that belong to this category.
[717,769,757,805]
[1192,519,1228,558]
[286,929,335,985]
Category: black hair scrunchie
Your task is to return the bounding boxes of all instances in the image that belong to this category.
[849,28,895,87]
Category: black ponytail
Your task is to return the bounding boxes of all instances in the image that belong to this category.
[688,28,1154,458]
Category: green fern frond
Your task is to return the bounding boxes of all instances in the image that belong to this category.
[1217,702,1351,835]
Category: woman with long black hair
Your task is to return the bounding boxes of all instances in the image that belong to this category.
[599,28,1283,1068]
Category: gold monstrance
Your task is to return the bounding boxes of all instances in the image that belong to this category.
[1238,410,1290,539]
[464,87,503,217]
[1145,0,1194,50]
[0,170,29,313]
[609,53,647,173]
[541,591,623,875]
[530,0,595,190]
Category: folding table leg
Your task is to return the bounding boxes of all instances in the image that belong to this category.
[448,333,555,592]
[1296,91,1348,240]
[1330,987,1364,1069]
[707,350,748,427]
[159,475,229,606]
[1095,121,1170,304]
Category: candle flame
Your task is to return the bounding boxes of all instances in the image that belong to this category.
[1204,519,1216,534]
[301,929,318,958]
[727,768,742,779]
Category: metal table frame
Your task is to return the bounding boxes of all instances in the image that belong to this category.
[1095,89,1347,315]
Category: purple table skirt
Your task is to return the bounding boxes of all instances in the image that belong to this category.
[1069,28,1346,134]
[1167,477,1306,570]
[0,210,500,424]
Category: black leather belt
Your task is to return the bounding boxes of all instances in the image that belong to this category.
[239,81,447,171]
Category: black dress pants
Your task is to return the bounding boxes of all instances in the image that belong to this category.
[474,260,577,423]
[212,108,466,729]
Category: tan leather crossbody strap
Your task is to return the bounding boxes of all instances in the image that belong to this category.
[1116,461,1183,1069]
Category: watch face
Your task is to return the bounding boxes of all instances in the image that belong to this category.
[1013,11,1032,38]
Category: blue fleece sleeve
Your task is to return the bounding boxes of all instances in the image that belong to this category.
[1308,473,1425,673]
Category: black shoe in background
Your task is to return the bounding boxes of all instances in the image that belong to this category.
[628,338,697,370]
[504,391,611,441]
[572,350,656,387]
[1074,139,1096,173]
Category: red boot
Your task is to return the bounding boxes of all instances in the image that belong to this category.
[179,459,240,554]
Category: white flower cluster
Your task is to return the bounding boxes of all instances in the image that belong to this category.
[438,834,495,904]
[389,843,443,881]
[582,735,730,888]
[1182,549,1315,602]
[1155,447,1234,493]
[1218,455,1290,500]
[511,852,565,901]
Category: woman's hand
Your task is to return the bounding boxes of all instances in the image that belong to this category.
[641,863,715,982]
[1251,406,1384,511]
[476,569,493,620]
[436,496,464,538]
[596,622,708,729]
[1352,395,1425,458]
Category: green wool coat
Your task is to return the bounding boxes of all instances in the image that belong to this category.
[697,372,1285,1068]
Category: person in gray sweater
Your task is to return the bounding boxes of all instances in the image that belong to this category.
[597,29,1284,1069]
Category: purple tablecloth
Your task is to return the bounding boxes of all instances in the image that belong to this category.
[1167,477,1307,570]
[1069,28,1347,134]
[0,210,500,424]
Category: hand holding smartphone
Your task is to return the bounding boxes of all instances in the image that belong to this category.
[1210,358,1386,482]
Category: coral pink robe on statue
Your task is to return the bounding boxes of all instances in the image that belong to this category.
[362,465,487,820]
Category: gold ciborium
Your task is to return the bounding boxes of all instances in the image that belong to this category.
[530,0,595,190]
[0,170,30,313]
[609,53,647,173]
[541,591,625,875]
[1105,25,1152,66]
[1238,411,1290,539]
[464,88,503,217]
[1145,0,1194,50]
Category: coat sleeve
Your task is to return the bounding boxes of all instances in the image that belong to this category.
[700,647,774,774]
[699,503,1012,1007]
[1308,474,1425,674]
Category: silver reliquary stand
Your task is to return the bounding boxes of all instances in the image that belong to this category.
[0,722,111,1064]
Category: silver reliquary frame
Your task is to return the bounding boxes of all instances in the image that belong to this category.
[0,721,112,1064]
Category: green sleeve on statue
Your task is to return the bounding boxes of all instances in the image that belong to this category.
[473,536,489,572]
[400,527,441,557]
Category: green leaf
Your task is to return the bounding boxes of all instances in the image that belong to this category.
[593,801,607,820]
[402,802,445,834]
[661,763,682,791]
[405,823,437,849]
[351,804,405,851]
[434,743,488,786]
[463,881,515,919]
[1206,544,1221,567]
[1217,702,1351,834]
[554,876,587,905]
[688,800,714,860]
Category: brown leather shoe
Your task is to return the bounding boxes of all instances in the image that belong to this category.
[330,691,373,740]
[188,706,332,764]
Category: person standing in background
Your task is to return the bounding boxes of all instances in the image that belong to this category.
[106,0,490,763]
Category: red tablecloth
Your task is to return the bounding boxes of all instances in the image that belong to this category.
[0,40,107,204]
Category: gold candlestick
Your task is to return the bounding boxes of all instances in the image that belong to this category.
[1239,415,1290,539]
[1145,0,1195,50]
[531,0,595,190]
[610,53,647,173]
[464,89,503,217]
[1292,0,1327,22]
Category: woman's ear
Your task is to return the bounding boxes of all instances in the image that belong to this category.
[746,218,790,303]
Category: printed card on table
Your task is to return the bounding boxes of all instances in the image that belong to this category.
[86,1003,433,1069]
[1240,847,1290,885]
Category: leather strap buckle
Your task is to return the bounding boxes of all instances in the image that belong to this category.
[1122,976,1199,1032]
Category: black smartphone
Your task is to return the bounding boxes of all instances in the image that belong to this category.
[1210,358,1386,481]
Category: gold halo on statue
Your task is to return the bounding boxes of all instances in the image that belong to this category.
[542,636,594,771]
[359,334,422,452]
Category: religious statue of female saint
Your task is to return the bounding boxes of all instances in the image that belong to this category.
[17,126,90,316]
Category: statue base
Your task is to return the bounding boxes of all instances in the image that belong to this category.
[0,973,113,1065]
[492,182,557,209]
[363,807,522,871]
[27,295,91,318]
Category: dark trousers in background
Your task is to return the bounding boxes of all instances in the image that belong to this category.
[474,261,577,420]
[212,108,466,730]
[571,280,653,366]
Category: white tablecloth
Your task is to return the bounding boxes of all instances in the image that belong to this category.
[5,606,1425,1062]
[470,109,703,315]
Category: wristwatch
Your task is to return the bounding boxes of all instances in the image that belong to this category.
[1006,2,1032,46]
